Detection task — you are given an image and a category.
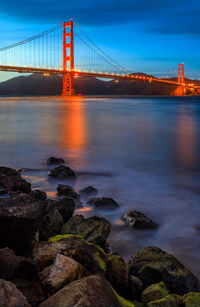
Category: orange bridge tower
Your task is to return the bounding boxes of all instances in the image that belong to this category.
[62,20,75,96]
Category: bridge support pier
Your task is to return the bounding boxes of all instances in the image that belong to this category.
[174,86,184,96]
[62,72,74,96]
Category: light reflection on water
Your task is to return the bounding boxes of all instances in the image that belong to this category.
[0,96,200,277]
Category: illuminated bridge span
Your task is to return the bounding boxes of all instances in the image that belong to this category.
[0,20,199,95]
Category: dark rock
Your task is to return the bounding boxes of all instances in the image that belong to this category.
[57,184,80,199]
[195,225,200,231]
[0,279,30,307]
[48,165,76,178]
[183,292,200,307]
[39,209,64,241]
[123,211,158,230]
[43,254,88,293]
[79,185,98,197]
[0,193,46,255]
[47,198,75,223]
[0,247,37,281]
[129,275,143,300]
[47,157,65,165]
[0,166,31,194]
[141,281,169,305]
[61,215,111,248]
[88,197,119,209]
[14,278,46,307]
[128,246,200,295]
[39,274,128,307]
[31,190,47,200]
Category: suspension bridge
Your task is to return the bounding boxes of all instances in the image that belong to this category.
[0,20,199,96]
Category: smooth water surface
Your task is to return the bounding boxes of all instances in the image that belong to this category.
[0,96,200,277]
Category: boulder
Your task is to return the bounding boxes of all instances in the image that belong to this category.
[47,198,75,223]
[0,247,37,281]
[0,166,31,194]
[129,275,143,300]
[0,279,30,307]
[79,186,98,197]
[43,254,88,292]
[39,209,64,241]
[88,197,119,209]
[0,193,46,254]
[31,190,47,200]
[128,247,200,295]
[57,184,80,199]
[48,165,76,178]
[183,292,200,307]
[141,282,169,305]
[39,274,134,307]
[61,215,111,248]
[47,157,65,165]
[147,294,182,307]
[123,211,158,230]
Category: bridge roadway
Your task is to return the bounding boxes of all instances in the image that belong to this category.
[0,65,199,90]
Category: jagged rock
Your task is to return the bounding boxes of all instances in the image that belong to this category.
[48,165,76,178]
[32,235,128,296]
[31,190,47,200]
[39,274,133,307]
[0,279,30,307]
[47,198,75,223]
[39,209,64,241]
[141,282,169,305]
[0,193,46,255]
[57,184,80,199]
[129,275,143,300]
[13,278,46,307]
[47,157,65,165]
[88,197,119,209]
[0,166,31,194]
[147,294,182,307]
[183,292,200,307]
[123,211,158,230]
[79,186,98,197]
[0,247,37,281]
[43,254,88,293]
[61,215,111,248]
[128,247,200,295]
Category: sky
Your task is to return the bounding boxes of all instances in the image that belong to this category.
[0,0,200,82]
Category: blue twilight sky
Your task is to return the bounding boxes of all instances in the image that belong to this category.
[0,0,200,82]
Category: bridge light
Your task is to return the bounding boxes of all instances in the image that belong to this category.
[75,73,78,76]
[117,73,120,76]
[111,73,115,75]
[122,74,125,76]
[105,72,109,75]
[30,64,33,67]
[127,75,129,77]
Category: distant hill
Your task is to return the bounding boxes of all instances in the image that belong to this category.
[0,73,199,96]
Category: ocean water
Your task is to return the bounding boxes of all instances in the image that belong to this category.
[0,96,200,277]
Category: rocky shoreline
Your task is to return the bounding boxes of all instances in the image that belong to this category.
[0,160,200,307]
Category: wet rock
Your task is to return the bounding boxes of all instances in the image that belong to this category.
[0,247,37,281]
[47,198,75,223]
[48,165,76,178]
[43,254,88,293]
[123,211,158,230]
[195,225,200,231]
[0,279,30,307]
[47,157,65,165]
[39,209,64,241]
[141,282,169,305]
[0,193,46,255]
[61,215,111,248]
[79,185,98,197]
[128,247,200,295]
[129,275,143,300]
[57,184,80,199]
[147,294,182,307]
[14,279,46,307]
[31,190,47,200]
[88,197,119,209]
[0,166,31,194]
[183,292,200,307]
[39,274,132,307]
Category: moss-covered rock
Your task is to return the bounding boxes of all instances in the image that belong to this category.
[142,282,169,305]
[128,247,200,295]
[183,292,200,307]
[147,294,182,307]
